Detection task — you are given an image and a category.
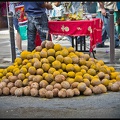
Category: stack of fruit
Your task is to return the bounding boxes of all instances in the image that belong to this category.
[0,41,120,99]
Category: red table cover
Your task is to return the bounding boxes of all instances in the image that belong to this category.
[48,18,103,52]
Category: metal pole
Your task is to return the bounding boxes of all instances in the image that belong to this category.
[6,2,9,29]
[8,12,16,63]
[109,9,115,64]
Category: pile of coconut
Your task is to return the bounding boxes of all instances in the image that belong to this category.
[0,40,120,99]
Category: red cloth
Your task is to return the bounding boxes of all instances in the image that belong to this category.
[48,18,103,52]
[35,32,41,46]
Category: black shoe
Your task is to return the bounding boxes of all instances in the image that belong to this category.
[115,45,120,48]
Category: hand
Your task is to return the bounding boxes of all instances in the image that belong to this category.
[101,8,107,17]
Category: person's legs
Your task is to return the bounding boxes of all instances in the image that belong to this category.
[36,13,50,42]
[13,17,22,55]
[97,10,120,47]
[15,31,22,51]
[27,16,37,52]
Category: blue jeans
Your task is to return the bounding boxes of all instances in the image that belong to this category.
[27,13,49,51]
[97,10,120,47]
[13,17,19,32]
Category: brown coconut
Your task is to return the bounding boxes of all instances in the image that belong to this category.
[33,75,43,83]
[54,83,62,90]
[46,85,54,91]
[8,76,18,83]
[98,84,107,93]
[55,74,66,83]
[45,41,54,49]
[61,81,70,89]
[97,72,105,79]
[71,82,79,88]
[31,82,39,90]
[83,87,92,96]
[28,81,33,86]
[30,88,39,97]
[33,61,42,69]
[14,80,23,88]
[66,89,74,97]
[10,86,17,95]
[45,90,54,99]
[23,86,31,96]
[39,80,49,88]
[28,75,35,81]
[52,88,59,97]
[2,87,10,95]
[35,45,42,52]
[58,89,67,98]
[0,81,7,89]
[73,88,80,96]
[2,79,9,84]
[111,83,119,92]
[39,88,47,98]
[7,82,14,89]
[92,86,102,94]
[77,82,87,92]
[15,87,23,96]
[41,40,47,48]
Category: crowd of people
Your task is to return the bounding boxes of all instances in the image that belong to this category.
[7,2,120,56]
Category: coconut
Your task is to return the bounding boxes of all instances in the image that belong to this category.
[28,75,35,81]
[31,82,39,89]
[111,83,119,92]
[35,45,42,52]
[58,89,67,98]
[55,74,66,83]
[61,81,70,89]
[23,86,31,96]
[92,86,102,94]
[73,88,80,96]
[45,41,54,49]
[39,88,47,98]
[45,90,54,99]
[14,80,23,88]
[8,76,18,83]
[0,81,7,89]
[30,88,38,97]
[77,82,87,92]
[2,87,10,95]
[52,88,59,97]
[83,87,92,96]
[46,85,53,91]
[71,82,79,88]
[66,89,74,97]
[10,86,17,95]
[98,84,107,93]
[15,87,23,96]
[7,82,14,89]
[53,83,62,90]
[2,79,9,84]
[39,80,49,88]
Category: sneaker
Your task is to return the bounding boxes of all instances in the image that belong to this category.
[16,48,22,57]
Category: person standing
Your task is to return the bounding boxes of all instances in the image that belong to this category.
[23,2,54,52]
[9,2,23,56]
[97,2,120,48]
[115,2,120,39]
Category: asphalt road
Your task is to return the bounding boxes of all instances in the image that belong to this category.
[0,91,120,118]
